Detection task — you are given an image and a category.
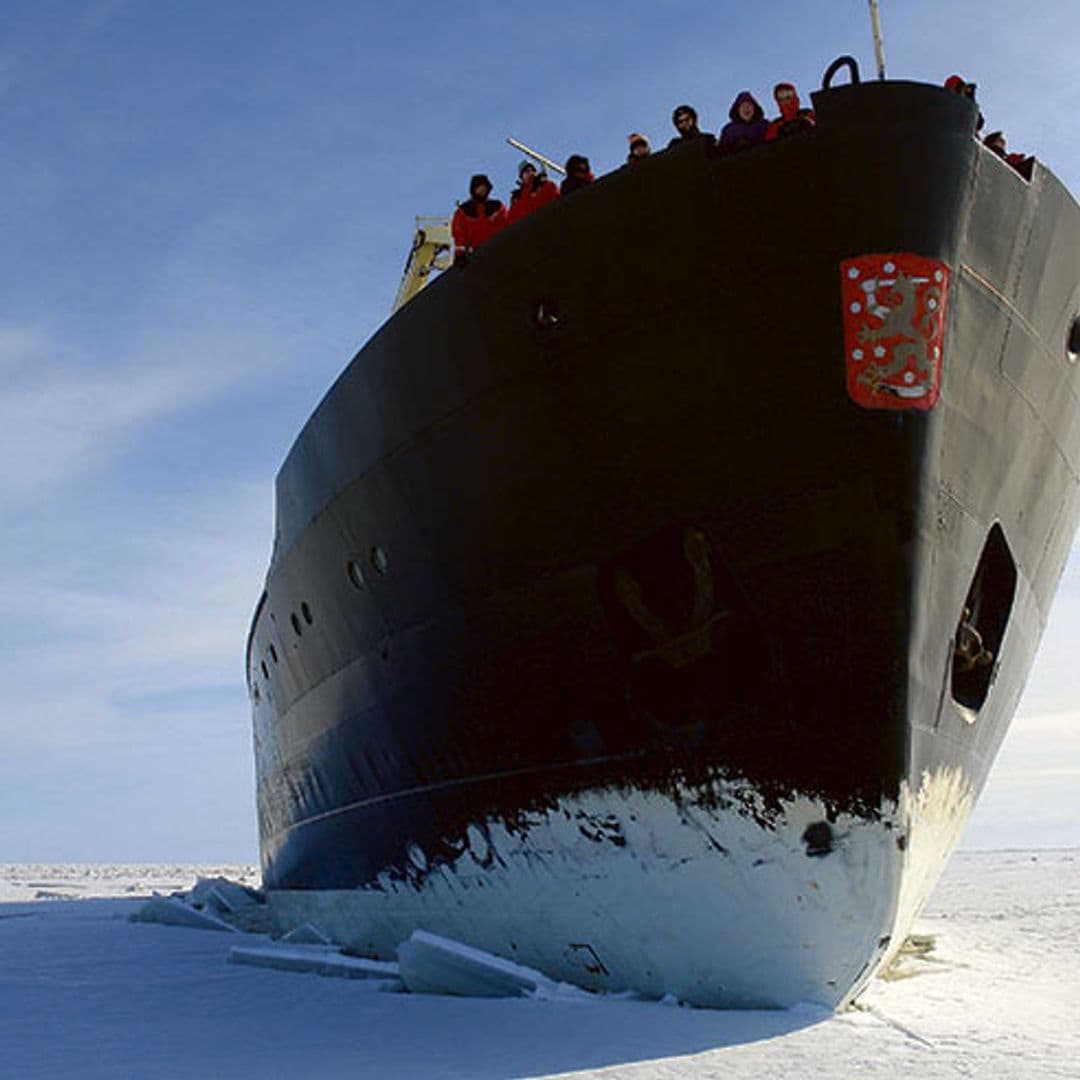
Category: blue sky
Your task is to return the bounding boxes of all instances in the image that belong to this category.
[1,1,1077,861]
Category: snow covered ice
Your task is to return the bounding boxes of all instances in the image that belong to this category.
[1,851,1077,1078]
[397,929,593,1001]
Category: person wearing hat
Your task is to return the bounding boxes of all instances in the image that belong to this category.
[944,74,985,132]
[451,174,507,265]
[560,154,595,196]
[667,105,713,149]
[626,133,651,164]
[506,160,560,226]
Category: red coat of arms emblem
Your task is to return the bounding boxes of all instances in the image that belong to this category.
[841,253,950,410]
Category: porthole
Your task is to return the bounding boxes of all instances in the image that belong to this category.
[290,613,302,636]
[252,683,261,704]
[1067,315,1080,363]
[370,545,389,575]
[347,560,366,590]
[260,661,269,679]
[301,601,313,625]
[269,644,279,664]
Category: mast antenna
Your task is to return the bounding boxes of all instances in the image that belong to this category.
[868,0,887,80]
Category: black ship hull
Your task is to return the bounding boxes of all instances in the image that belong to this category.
[247,80,1080,1007]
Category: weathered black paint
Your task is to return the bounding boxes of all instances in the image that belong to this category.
[248,80,1080,892]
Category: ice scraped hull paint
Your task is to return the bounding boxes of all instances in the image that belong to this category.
[246,77,1080,1007]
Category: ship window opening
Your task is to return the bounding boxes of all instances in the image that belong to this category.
[532,298,560,331]
[347,559,366,590]
[252,684,261,704]
[370,545,389,575]
[291,612,302,636]
[301,601,313,625]
[260,661,269,680]
[950,523,1017,712]
[269,644,279,664]
[1067,316,1080,363]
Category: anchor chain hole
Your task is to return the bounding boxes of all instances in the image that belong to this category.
[1067,315,1080,363]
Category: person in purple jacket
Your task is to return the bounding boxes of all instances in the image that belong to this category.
[717,91,768,156]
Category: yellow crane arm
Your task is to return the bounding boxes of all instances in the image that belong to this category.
[392,216,453,314]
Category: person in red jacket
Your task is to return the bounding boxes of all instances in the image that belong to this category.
[506,161,559,226]
[945,74,985,132]
[983,130,1034,180]
[765,82,816,142]
[451,174,507,265]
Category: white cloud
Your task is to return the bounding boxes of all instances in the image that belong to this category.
[0,476,270,750]
[0,353,207,499]
[0,194,363,859]
[0,461,268,859]
[0,249,353,505]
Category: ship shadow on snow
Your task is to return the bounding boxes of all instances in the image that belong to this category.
[1,896,829,1078]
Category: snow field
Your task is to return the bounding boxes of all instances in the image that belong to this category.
[0,851,1076,1078]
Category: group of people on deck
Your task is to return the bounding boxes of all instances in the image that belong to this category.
[943,73,1033,180]
[451,81,817,264]
[452,75,1031,264]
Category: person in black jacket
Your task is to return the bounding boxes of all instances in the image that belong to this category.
[667,105,713,149]
[626,132,652,163]
[560,154,595,195]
